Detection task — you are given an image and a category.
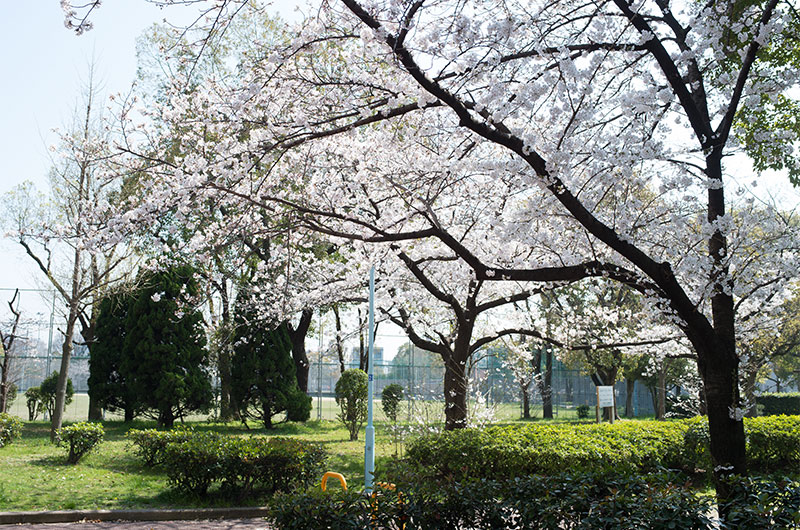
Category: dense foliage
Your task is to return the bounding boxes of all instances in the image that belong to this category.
[381,383,403,423]
[24,387,42,421]
[0,413,22,448]
[406,417,800,480]
[335,369,368,441]
[126,426,196,467]
[39,372,74,418]
[121,266,213,427]
[230,295,311,429]
[160,432,326,497]
[268,471,718,529]
[89,290,139,421]
[54,422,105,464]
[757,393,800,416]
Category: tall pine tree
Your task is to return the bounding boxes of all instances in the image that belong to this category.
[230,286,311,429]
[122,266,213,427]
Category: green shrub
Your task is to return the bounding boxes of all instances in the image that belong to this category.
[756,393,800,416]
[25,387,42,421]
[218,437,326,496]
[55,422,104,464]
[576,404,590,419]
[719,476,800,527]
[381,383,404,423]
[335,369,368,441]
[268,489,375,529]
[39,372,75,418]
[681,415,712,470]
[268,471,713,529]
[0,413,22,448]
[406,421,688,480]
[162,432,226,495]
[680,415,800,473]
[126,426,197,467]
[158,431,326,497]
[286,387,312,422]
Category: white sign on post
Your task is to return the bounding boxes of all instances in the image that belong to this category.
[596,386,615,408]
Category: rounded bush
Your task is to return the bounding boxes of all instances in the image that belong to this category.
[0,413,22,448]
[55,422,104,464]
[335,369,368,441]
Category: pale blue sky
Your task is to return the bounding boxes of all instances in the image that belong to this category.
[0,2,299,306]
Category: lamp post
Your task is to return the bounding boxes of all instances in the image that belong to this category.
[364,266,375,493]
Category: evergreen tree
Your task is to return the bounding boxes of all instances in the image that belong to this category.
[230,287,311,429]
[122,266,213,427]
[88,291,140,422]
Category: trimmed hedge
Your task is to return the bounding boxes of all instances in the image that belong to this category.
[757,393,800,416]
[126,426,196,467]
[406,417,800,480]
[268,471,715,529]
[0,413,22,448]
[406,421,688,480]
[128,428,326,497]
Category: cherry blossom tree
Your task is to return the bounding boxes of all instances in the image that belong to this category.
[60,0,800,502]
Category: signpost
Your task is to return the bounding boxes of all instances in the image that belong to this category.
[596,385,615,424]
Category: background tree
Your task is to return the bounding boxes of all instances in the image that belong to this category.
[3,76,129,437]
[122,266,213,427]
[88,289,140,422]
[230,285,311,429]
[0,290,22,413]
[39,372,74,419]
[335,368,368,441]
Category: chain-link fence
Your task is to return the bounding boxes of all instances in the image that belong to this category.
[1,287,657,423]
[306,356,656,423]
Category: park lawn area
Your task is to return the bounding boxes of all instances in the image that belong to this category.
[0,419,396,512]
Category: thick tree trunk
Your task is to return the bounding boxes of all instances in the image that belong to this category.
[217,285,235,421]
[443,356,468,430]
[88,394,103,421]
[543,348,553,419]
[625,378,635,418]
[288,309,313,393]
[124,407,134,423]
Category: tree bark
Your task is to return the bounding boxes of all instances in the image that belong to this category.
[158,408,175,428]
[51,305,79,440]
[625,377,635,418]
[521,384,531,419]
[443,355,468,429]
[0,291,21,414]
[657,365,667,420]
[288,309,313,393]
[543,347,553,419]
[217,284,235,421]
[333,305,346,374]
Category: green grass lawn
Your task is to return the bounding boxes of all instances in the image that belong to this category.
[0,418,406,512]
[0,394,591,512]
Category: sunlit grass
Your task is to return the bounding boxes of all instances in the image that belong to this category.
[0,418,405,512]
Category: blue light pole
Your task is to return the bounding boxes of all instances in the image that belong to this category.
[364,266,376,493]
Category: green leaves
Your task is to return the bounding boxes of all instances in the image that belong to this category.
[55,422,104,464]
[335,369,369,441]
[0,413,22,448]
